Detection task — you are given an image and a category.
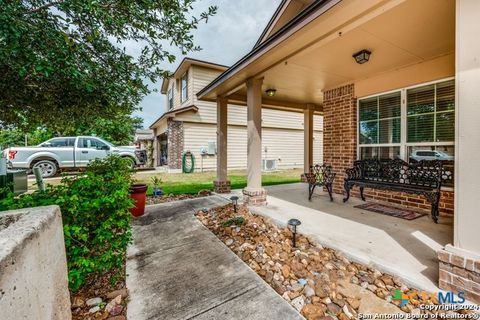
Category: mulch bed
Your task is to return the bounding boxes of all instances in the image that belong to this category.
[70,269,128,320]
[146,190,211,205]
[196,204,470,319]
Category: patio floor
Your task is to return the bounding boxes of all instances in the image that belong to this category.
[222,183,453,291]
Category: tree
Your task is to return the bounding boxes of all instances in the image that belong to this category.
[0,0,216,130]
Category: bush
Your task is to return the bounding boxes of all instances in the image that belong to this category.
[0,155,134,291]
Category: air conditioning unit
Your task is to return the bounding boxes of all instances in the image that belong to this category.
[262,159,277,171]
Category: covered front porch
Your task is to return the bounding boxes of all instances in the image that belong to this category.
[199,0,480,303]
[223,183,453,291]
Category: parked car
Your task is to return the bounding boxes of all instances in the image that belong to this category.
[3,136,147,178]
[409,150,454,163]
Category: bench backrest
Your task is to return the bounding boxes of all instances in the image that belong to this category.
[306,164,334,184]
[353,159,443,189]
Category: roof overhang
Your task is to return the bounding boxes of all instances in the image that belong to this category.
[197,0,454,107]
[149,105,199,129]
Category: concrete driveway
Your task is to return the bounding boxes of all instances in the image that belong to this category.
[126,196,303,320]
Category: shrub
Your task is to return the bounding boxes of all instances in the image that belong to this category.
[0,155,134,291]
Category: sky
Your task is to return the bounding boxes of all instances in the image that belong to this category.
[133,0,282,128]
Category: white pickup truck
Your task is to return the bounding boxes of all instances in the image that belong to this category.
[3,136,147,178]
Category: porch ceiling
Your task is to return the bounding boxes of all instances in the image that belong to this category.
[215,0,455,107]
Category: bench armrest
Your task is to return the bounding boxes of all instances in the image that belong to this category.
[345,167,361,180]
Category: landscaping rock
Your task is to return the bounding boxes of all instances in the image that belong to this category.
[106,316,126,320]
[291,296,305,312]
[225,239,234,246]
[327,303,342,315]
[71,297,85,309]
[89,306,101,313]
[105,295,122,313]
[106,288,128,300]
[86,297,103,307]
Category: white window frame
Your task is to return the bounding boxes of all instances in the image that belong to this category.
[357,77,455,189]
[180,72,188,103]
[167,87,173,109]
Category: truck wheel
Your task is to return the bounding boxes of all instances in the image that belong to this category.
[32,160,58,178]
[123,157,136,170]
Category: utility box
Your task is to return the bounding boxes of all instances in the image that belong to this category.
[207,141,216,155]
[0,169,28,196]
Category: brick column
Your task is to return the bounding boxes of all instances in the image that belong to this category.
[167,120,184,170]
[214,97,231,193]
[323,84,357,194]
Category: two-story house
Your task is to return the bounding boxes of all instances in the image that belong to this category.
[149,58,323,172]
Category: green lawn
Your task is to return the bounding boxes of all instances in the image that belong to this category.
[135,168,303,195]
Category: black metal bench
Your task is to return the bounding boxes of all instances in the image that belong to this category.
[343,159,443,223]
[305,164,336,201]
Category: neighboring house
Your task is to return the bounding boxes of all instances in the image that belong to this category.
[133,129,153,150]
[149,58,323,172]
[196,0,480,302]
[133,129,154,167]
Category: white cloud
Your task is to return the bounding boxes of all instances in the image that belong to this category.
[134,0,282,127]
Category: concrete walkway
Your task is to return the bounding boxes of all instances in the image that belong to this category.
[126,196,303,320]
[220,183,453,292]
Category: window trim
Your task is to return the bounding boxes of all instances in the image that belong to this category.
[180,72,188,103]
[167,87,174,109]
[356,77,455,190]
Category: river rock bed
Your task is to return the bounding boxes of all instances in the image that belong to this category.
[196,204,468,319]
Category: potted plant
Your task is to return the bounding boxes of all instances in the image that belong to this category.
[151,176,163,197]
[129,182,148,217]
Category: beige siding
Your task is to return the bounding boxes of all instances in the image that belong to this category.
[183,122,323,171]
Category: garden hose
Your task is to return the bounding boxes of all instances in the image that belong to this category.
[182,151,195,173]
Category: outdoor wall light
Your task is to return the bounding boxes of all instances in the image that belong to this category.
[287,218,301,247]
[352,49,371,64]
[230,196,239,213]
[265,89,277,97]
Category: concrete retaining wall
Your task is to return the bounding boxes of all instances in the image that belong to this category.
[0,205,71,320]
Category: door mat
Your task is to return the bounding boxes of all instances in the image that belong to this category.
[354,202,427,220]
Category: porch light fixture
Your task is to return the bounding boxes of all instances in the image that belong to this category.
[265,89,277,97]
[230,196,239,213]
[353,49,371,64]
[287,218,301,247]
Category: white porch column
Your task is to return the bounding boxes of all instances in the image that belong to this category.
[243,77,267,205]
[437,0,480,304]
[213,97,231,193]
[304,104,315,174]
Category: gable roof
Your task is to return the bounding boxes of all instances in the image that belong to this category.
[149,105,199,129]
[160,58,229,94]
[254,0,315,49]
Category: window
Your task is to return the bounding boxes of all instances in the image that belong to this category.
[40,138,75,147]
[181,72,188,103]
[359,92,401,160]
[358,79,455,187]
[79,137,109,150]
[167,87,174,109]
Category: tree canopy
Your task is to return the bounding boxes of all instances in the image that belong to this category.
[0,0,216,133]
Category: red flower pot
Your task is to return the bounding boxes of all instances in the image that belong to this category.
[129,184,148,217]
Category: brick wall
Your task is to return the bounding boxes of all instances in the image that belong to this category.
[438,249,480,304]
[323,83,454,216]
[167,120,184,170]
[323,84,357,194]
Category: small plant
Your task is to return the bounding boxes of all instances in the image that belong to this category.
[151,176,163,197]
[221,216,245,227]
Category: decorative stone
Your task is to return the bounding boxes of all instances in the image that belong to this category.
[86,297,103,307]
[71,296,85,308]
[291,296,305,312]
[105,295,122,313]
[89,306,101,313]
[106,289,128,300]
[327,303,342,316]
[304,286,315,297]
[225,239,234,246]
